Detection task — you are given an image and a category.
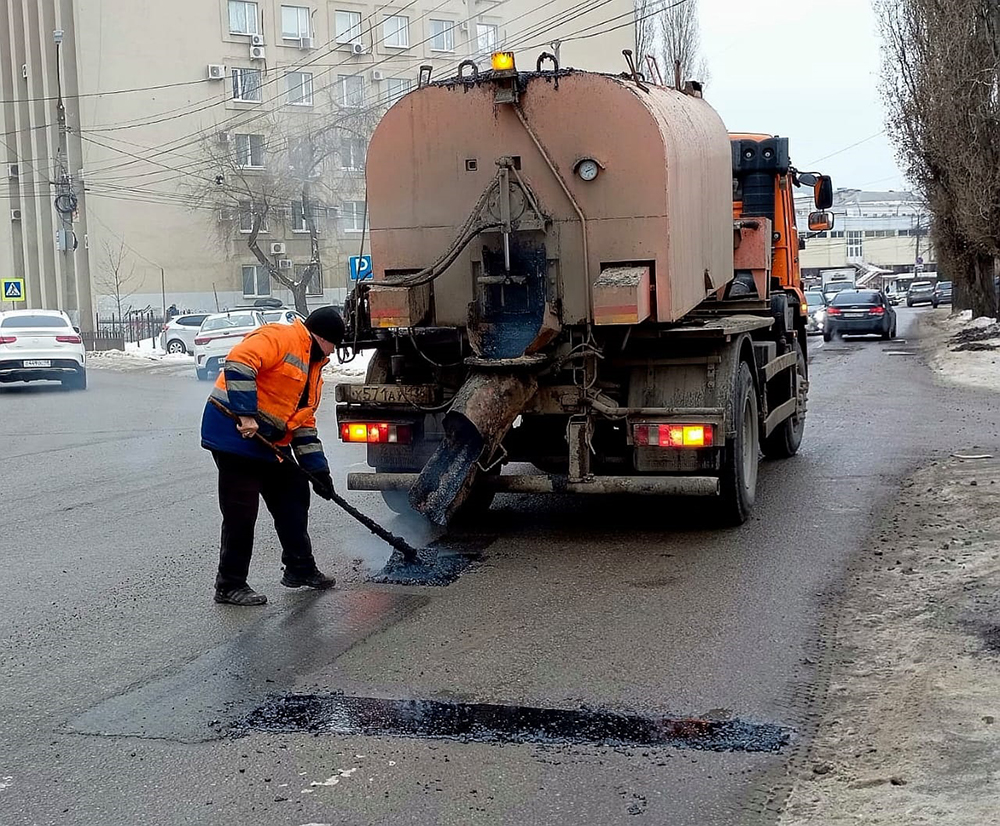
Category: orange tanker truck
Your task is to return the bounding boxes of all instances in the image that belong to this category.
[336,52,834,527]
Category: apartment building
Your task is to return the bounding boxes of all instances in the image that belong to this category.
[0,0,499,324]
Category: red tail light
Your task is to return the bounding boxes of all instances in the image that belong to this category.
[194,336,212,345]
[870,306,885,315]
[634,423,714,448]
[826,307,841,316]
[0,336,15,344]
[340,422,413,445]
[56,335,82,343]
[161,324,170,332]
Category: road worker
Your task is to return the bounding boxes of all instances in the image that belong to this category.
[200,306,345,606]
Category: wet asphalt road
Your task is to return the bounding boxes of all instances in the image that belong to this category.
[1,307,998,826]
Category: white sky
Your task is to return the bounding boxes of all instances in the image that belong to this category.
[698,0,906,192]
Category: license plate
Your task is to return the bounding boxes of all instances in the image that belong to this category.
[23,359,51,367]
[843,312,864,318]
[336,384,437,405]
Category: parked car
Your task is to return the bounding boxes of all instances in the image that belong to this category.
[0,309,87,389]
[261,308,307,326]
[932,280,952,307]
[159,313,209,354]
[906,281,936,307]
[804,290,828,335]
[193,310,265,380]
[824,290,897,341]
[886,288,904,306]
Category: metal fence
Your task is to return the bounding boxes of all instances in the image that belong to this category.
[86,309,164,351]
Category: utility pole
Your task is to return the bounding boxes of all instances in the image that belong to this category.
[52,29,79,317]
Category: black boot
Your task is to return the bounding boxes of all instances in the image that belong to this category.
[214,585,268,606]
[281,569,337,590]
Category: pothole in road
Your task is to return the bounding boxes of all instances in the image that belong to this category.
[239,694,792,753]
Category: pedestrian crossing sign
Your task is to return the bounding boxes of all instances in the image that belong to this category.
[2,278,25,302]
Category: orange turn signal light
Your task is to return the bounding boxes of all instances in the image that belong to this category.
[634,423,714,448]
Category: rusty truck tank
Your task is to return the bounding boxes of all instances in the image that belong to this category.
[365,70,734,329]
[337,56,833,528]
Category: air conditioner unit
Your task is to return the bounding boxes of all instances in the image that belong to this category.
[270,242,286,255]
[459,20,469,32]
[299,36,314,49]
[11,209,21,221]
[351,42,366,55]
[250,34,265,47]
[207,64,227,80]
[371,69,384,81]
[7,164,18,179]
[250,45,266,60]
[278,258,293,270]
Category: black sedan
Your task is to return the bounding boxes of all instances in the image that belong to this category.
[823,290,897,341]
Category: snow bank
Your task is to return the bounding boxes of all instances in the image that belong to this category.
[924,312,999,393]
[88,345,373,384]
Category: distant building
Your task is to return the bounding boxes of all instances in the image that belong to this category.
[796,189,935,285]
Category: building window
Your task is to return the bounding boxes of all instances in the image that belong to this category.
[335,10,362,44]
[847,230,863,259]
[234,133,265,168]
[830,231,845,238]
[232,67,263,102]
[229,0,259,34]
[242,265,270,297]
[286,71,314,105]
[341,137,366,170]
[296,263,324,296]
[237,202,269,233]
[281,5,311,39]
[288,137,316,177]
[337,74,364,108]
[429,19,455,52]
[385,77,412,104]
[291,200,309,232]
[382,14,409,48]
[341,200,366,233]
[476,23,498,55]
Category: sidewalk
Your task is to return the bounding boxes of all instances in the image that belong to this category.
[778,315,1000,824]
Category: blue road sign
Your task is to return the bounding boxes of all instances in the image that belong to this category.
[349,255,373,282]
[2,278,25,302]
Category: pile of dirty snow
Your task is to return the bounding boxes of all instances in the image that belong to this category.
[87,348,194,376]
[924,312,999,392]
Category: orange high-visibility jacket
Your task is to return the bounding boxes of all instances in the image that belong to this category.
[206,320,327,467]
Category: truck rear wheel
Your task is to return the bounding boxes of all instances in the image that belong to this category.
[761,342,806,459]
[719,361,759,525]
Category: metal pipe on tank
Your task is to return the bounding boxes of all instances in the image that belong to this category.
[513,105,592,324]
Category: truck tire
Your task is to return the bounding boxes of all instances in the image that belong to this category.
[761,343,806,459]
[719,361,759,525]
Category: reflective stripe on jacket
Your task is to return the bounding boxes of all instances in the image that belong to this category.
[200,319,329,471]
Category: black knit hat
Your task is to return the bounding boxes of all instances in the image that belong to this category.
[304,306,345,344]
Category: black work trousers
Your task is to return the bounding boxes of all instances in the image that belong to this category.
[212,450,318,591]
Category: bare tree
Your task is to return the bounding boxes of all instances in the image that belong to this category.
[658,0,708,87]
[634,0,658,73]
[189,102,379,314]
[98,240,140,320]
[878,0,1000,317]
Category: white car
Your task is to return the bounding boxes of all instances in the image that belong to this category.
[193,310,265,381]
[159,313,210,355]
[0,309,87,390]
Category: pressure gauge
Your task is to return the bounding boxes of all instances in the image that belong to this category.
[576,159,600,182]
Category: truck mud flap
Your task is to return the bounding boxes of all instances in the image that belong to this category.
[409,371,538,525]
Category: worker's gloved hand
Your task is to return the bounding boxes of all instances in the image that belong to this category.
[310,470,335,500]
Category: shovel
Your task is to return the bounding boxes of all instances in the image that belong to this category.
[209,397,423,563]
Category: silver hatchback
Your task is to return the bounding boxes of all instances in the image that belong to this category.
[159,314,210,354]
